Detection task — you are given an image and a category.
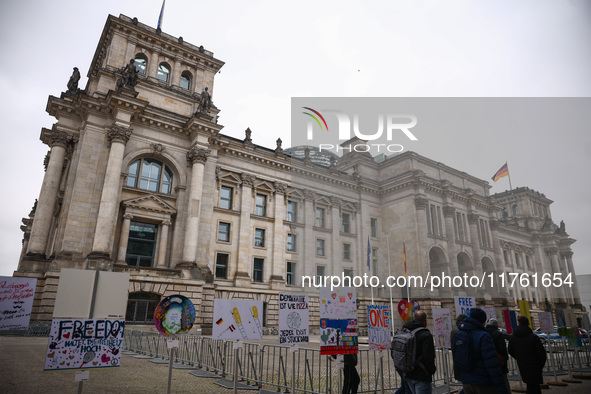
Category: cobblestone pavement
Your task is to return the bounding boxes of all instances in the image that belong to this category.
[2,336,591,394]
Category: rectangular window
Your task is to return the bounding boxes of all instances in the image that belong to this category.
[370,218,378,238]
[287,234,296,252]
[343,243,351,260]
[478,219,491,247]
[215,253,229,279]
[218,222,230,242]
[316,239,325,257]
[220,186,233,209]
[427,204,443,236]
[315,207,325,228]
[253,258,264,282]
[341,213,351,233]
[254,228,266,247]
[316,265,325,283]
[255,194,267,216]
[286,262,295,285]
[343,268,354,278]
[526,255,531,270]
[372,248,378,276]
[287,201,297,223]
[455,212,468,242]
[126,221,158,267]
[503,250,509,265]
[515,252,521,267]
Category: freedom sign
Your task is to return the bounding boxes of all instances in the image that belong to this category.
[367,305,390,351]
[278,293,309,345]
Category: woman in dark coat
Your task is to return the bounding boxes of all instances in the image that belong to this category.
[508,316,547,394]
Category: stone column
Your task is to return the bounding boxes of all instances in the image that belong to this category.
[442,206,459,277]
[562,251,580,305]
[413,197,429,298]
[157,219,171,268]
[173,58,182,87]
[116,213,133,263]
[302,190,315,280]
[148,50,159,80]
[270,182,287,285]
[330,197,341,278]
[467,213,482,272]
[234,173,255,283]
[489,219,509,299]
[546,248,567,304]
[28,130,71,256]
[91,125,132,257]
[181,147,210,264]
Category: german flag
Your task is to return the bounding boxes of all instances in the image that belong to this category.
[491,163,509,182]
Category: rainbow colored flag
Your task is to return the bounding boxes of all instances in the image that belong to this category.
[491,163,509,182]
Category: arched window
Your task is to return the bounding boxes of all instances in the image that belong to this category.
[157,63,170,82]
[180,72,191,90]
[134,54,148,74]
[512,204,519,216]
[126,158,173,194]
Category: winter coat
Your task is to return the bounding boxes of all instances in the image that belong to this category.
[485,324,509,374]
[456,317,507,394]
[402,320,436,382]
[508,325,546,384]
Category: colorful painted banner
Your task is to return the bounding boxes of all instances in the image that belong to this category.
[367,305,390,351]
[44,319,124,370]
[454,296,476,317]
[212,299,263,340]
[319,287,357,355]
[538,312,554,334]
[0,276,36,330]
[278,293,309,345]
[397,299,420,322]
[154,295,196,336]
[432,308,452,348]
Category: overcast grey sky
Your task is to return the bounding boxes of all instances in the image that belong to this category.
[1,0,590,277]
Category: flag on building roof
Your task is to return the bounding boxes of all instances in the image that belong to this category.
[157,0,166,29]
[491,162,509,182]
[403,242,407,276]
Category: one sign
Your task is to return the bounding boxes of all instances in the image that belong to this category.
[212,299,263,340]
[483,307,496,323]
[0,277,36,330]
[278,293,309,345]
[154,295,196,336]
[454,296,476,317]
[367,305,390,351]
[319,287,357,355]
[538,312,554,334]
[433,308,452,348]
[44,318,124,370]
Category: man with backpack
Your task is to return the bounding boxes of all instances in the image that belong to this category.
[453,308,507,394]
[391,311,436,394]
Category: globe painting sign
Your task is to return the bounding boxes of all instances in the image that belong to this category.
[154,295,196,336]
[278,293,309,345]
[367,305,390,351]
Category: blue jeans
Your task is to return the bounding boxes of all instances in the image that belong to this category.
[405,378,432,394]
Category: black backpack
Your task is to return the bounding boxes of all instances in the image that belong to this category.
[391,326,428,374]
[452,327,473,371]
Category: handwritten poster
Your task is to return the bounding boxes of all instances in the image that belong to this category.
[212,299,263,340]
[454,296,476,317]
[278,293,309,345]
[367,305,390,351]
[538,312,553,334]
[0,276,36,330]
[319,287,358,355]
[44,319,124,370]
[433,308,452,348]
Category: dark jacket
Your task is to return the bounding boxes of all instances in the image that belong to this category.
[485,324,509,374]
[457,317,507,394]
[508,325,547,384]
[402,320,436,381]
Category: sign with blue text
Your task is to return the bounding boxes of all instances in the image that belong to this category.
[454,296,476,317]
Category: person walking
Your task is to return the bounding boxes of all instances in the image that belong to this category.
[508,316,546,394]
[453,308,507,394]
[485,318,511,393]
[402,311,436,394]
[333,353,360,394]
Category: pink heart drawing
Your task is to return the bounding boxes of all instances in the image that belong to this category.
[101,354,111,363]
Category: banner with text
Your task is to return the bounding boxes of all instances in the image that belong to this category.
[0,276,36,330]
[278,293,309,345]
[367,305,390,351]
[454,296,476,317]
[433,308,452,348]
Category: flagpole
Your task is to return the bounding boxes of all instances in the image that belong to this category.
[368,235,374,304]
[403,241,409,303]
[387,236,394,337]
[506,161,513,190]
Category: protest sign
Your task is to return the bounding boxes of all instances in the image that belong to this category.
[433,308,452,348]
[44,318,124,370]
[483,306,496,323]
[212,299,263,340]
[0,277,36,330]
[319,287,357,355]
[454,296,476,317]
[538,312,553,334]
[278,293,309,345]
[154,295,196,336]
[367,305,390,351]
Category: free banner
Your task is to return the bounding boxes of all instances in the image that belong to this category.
[367,305,390,351]
[433,308,452,348]
[319,287,358,355]
[278,293,309,345]
[44,319,124,370]
[212,299,263,340]
[454,296,476,317]
[0,276,36,330]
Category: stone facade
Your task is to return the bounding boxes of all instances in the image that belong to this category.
[15,14,583,333]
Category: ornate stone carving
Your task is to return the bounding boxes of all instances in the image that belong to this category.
[330,196,342,207]
[244,128,253,145]
[150,143,165,155]
[303,189,315,201]
[274,182,287,195]
[123,213,134,220]
[50,130,71,148]
[240,173,256,188]
[489,219,500,230]
[195,87,212,115]
[442,205,456,218]
[161,219,172,226]
[414,197,428,210]
[107,125,132,145]
[116,59,138,88]
[43,152,51,171]
[275,138,283,154]
[544,247,558,256]
[186,147,210,164]
[562,251,573,259]
[467,213,480,224]
[64,67,81,97]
